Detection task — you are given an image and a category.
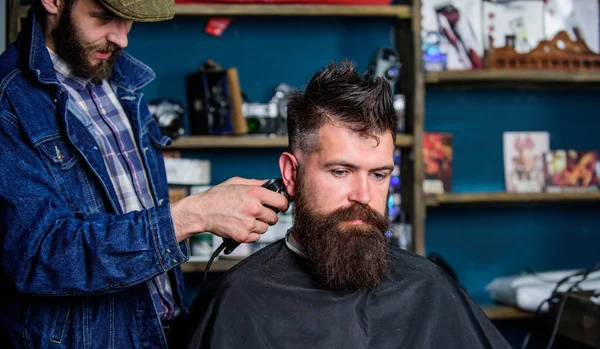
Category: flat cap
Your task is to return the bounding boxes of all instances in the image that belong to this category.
[98,0,175,22]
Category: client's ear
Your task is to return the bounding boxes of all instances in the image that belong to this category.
[279,152,298,198]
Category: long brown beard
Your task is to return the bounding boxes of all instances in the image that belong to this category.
[51,8,121,82]
[293,178,390,291]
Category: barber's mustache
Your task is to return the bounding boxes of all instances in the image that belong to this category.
[89,42,121,54]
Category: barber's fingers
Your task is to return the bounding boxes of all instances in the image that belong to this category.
[260,190,289,213]
[253,220,269,236]
[224,176,270,187]
[247,232,262,243]
[233,218,269,240]
[257,205,279,226]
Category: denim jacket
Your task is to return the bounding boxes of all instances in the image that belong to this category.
[0,9,190,349]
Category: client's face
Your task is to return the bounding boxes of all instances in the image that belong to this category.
[292,124,394,291]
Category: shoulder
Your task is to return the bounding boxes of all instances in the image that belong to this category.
[0,44,19,77]
[202,240,292,294]
[187,240,294,325]
[386,246,461,294]
[0,45,27,102]
[388,246,451,280]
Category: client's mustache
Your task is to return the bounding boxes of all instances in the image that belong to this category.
[326,203,388,232]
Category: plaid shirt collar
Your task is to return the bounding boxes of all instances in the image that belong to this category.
[47,47,92,91]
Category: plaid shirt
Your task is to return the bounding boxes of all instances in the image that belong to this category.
[49,48,180,321]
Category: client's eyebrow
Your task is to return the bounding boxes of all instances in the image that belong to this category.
[323,161,394,172]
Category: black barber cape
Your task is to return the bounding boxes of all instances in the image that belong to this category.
[184,240,511,349]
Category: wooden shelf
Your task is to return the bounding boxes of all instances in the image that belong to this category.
[168,134,414,149]
[481,305,533,320]
[14,4,411,19]
[169,135,287,148]
[181,258,242,273]
[426,192,600,206]
[425,70,600,85]
[174,4,411,18]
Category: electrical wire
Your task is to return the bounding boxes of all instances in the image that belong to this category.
[520,263,600,349]
[521,267,568,284]
[520,296,552,349]
[544,264,600,349]
[202,241,227,283]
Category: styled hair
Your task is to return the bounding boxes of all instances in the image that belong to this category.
[286,60,397,154]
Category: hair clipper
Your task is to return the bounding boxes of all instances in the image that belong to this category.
[222,178,289,255]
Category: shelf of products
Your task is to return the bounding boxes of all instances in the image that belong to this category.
[425,70,600,85]
[168,134,414,149]
[173,4,412,18]
[425,192,600,206]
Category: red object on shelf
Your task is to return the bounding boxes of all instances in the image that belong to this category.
[205,17,232,36]
[175,0,392,5]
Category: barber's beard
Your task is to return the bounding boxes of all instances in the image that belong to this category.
[293,180,390,291]
[51,11,120,82]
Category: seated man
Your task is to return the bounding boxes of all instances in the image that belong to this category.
[184,61,511,349]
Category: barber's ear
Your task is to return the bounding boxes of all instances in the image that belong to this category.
[40,0,62,15]
[279,152,298,198]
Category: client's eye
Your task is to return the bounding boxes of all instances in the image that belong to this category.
[331,169,348,178]
[372,172,389,181]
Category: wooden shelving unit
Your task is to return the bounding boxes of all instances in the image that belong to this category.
[425,70,600,85]
[480,305,533,320]
[167,134,414,149]
[174,4,412,18]
[12,0,425,256]
[426,192,600,206]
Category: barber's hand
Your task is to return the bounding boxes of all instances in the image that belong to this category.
[170,177,289,243]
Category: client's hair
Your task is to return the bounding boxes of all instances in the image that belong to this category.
[286,60,396,154]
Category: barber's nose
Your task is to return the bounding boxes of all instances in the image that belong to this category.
[348,175,371,205]
[107,20,132,49]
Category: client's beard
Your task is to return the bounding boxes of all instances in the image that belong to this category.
[293,181,390,291]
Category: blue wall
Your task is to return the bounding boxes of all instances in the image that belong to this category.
[126,16,600,310]
[425,88,600,304]
[127,16,395,104]
[127,15,395,181]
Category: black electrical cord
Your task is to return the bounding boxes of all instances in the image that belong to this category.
[199,179,288,283]
[520,264,600,349]
[202,241,227,283]
[544,264,600,349]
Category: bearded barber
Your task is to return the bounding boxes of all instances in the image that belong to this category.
[0,1,288,348]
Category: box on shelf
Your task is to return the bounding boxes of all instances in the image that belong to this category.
[543,150,600,193]
[423,132,453,194]
[483,0,545,55]
[190,233,215,261]
[168,186,189,203]
[422,0,484,71]
[164,157,211,185]
[185,61,247,136]
[503,131,549,193]
[190,185,213,195]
